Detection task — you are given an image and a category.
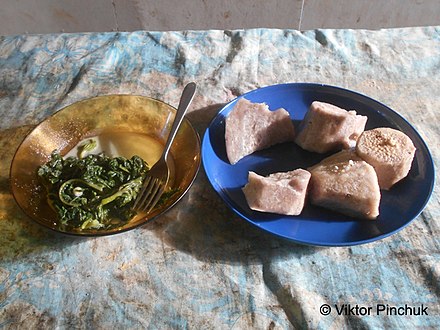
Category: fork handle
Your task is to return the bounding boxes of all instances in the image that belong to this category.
[162,82,197,160]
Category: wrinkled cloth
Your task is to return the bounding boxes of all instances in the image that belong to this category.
[0,27,439,329]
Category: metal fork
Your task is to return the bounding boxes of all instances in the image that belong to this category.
[133,82,197,213]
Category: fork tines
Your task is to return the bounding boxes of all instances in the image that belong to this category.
[133,176,166,213]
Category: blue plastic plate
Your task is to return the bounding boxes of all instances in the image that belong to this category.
[201,83,435,246]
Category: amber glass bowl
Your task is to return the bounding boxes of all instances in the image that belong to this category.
[10,95,201,236]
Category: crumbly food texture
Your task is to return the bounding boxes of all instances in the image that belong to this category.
[356,127,416,189]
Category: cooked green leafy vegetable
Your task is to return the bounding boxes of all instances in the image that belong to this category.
[37,150,152,230]
[76,138,98,158]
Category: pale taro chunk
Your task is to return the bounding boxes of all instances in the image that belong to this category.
[295,101,367,153]
[225,98,295,164]
[356,127,416,190]
[309,150,381,219]
[242,169,311,216]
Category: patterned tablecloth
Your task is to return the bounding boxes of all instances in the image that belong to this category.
[0,27,439,329]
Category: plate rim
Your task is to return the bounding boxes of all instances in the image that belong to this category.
[201,82,435,246]
[10,93,202,237]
